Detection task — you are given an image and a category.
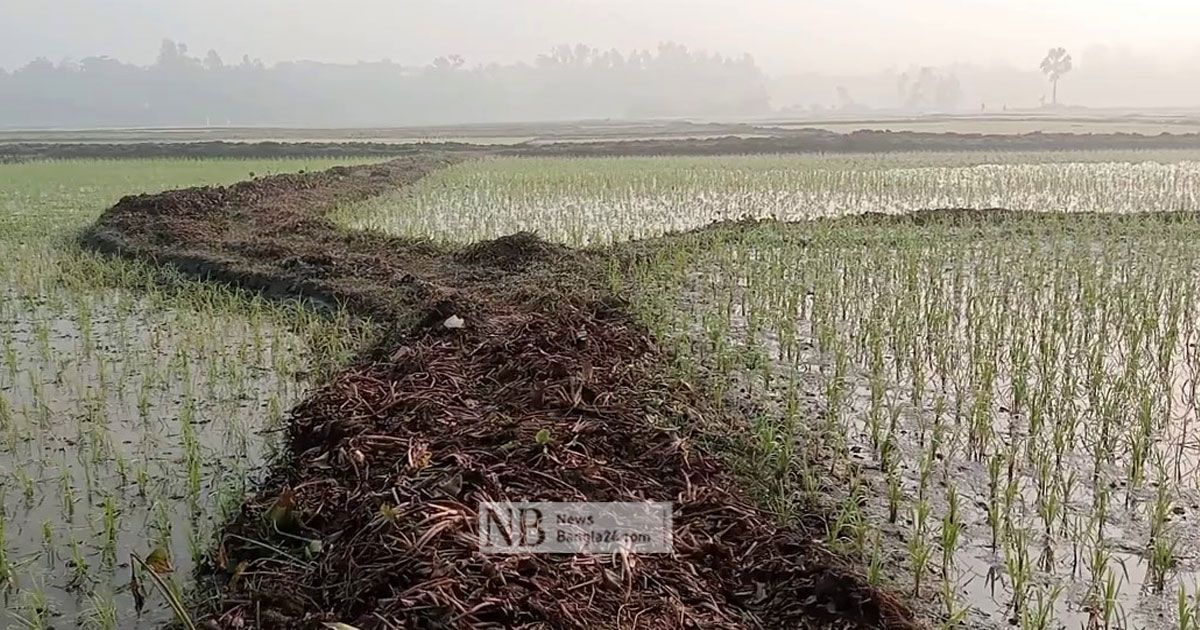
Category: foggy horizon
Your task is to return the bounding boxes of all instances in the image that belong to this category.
[4,0,1200,128]
[5,0,1200,78]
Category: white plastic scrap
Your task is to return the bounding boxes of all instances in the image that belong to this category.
[443,315,466,329]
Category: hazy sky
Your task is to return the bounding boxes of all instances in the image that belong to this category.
[3,0,1199,75]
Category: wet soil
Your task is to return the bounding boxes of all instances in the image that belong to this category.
[81,157,920,628]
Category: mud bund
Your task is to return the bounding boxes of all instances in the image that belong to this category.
[82,156,920,629]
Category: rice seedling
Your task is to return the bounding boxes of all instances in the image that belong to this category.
[0,516,12,586]
[1179,584,1200,630]
[81,589,119,630]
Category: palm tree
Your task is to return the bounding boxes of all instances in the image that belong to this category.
[1039,47,1073,106]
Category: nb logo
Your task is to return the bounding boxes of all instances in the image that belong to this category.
[480,504,546,550]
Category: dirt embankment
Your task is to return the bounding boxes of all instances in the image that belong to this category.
[85,156,460,322]
[82,157,920,629]
[499,129,1200,157]
[11,127,1200,162]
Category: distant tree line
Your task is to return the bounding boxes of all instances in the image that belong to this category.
[0,40,772,127]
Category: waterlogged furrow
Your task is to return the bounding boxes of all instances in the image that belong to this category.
[335,152,1200,246]
[628,217,1200,629]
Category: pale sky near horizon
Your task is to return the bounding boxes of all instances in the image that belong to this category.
[3,0,1199,75]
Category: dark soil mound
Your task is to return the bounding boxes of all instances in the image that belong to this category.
[456,231,572,270]
[84,156,459,320]
[82,158,921,630]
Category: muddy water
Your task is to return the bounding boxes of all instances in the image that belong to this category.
[0,289,313,628]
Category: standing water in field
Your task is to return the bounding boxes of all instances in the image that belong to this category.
[0,288,343,628]
[0,158,374,629]
[626,214,1200,628]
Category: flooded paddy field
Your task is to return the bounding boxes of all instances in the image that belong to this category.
[335,150,1200,246]
[0,158,373,628]
[627,215,1200,629]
